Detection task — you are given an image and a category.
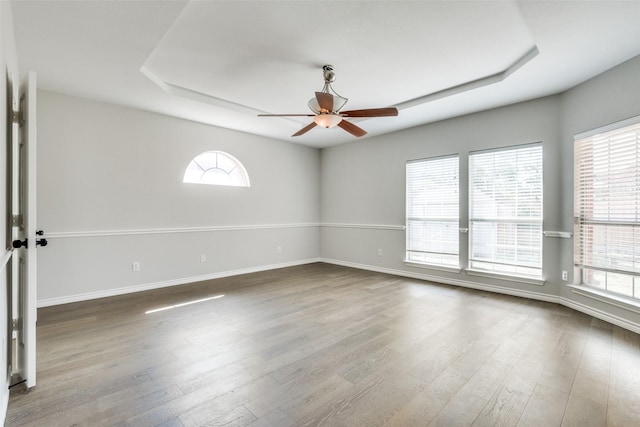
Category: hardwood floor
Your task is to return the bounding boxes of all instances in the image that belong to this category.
[6,263,640,426]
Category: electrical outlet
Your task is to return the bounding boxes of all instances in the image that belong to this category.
[377,248,383,256]
[562,270,568,281]
[277,246,282,254]
[200,254,207,263]
[132,261,140,272]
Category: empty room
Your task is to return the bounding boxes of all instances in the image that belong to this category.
[1,1,640,426]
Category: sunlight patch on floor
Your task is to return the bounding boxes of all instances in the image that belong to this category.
[145,294,224,314]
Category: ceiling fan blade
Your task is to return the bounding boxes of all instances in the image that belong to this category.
[338,120,367,137]
[258,114,315,117]
[340,107,398,118]
[292,122,317,137]
[315,92,333,113]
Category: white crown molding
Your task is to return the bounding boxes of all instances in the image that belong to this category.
[142,46,539,119]
[140,66,267,116]
[395,45,539,110]
[141,65,300,126]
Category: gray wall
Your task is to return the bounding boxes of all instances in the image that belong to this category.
[321,96,562,294]
[35,55,640,333]
[37,91,320,304]
[557,55,640,327]
[321,54,640,332]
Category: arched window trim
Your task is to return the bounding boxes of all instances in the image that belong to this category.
[183,150,250,187]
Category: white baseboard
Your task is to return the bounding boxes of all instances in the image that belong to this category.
[37,257,640,335]
[320,258,640,334]
[320,258,559,303]
[559,296,640,335]
[37,258,321,307]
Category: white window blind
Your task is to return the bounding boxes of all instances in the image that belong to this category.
[406,155,459,267]
[575,120,640,300]
[469,144,542,277]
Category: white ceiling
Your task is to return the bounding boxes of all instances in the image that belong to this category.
[11,1,640,148]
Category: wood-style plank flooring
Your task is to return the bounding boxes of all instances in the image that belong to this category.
[6,263,640,426]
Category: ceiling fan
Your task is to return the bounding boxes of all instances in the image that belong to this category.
[258,65,398,137]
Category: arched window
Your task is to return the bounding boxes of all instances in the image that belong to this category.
[183,151,250,187]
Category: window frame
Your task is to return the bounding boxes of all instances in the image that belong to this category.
[183,150,250,187]
[574,116,640,301]
[405,154,460,270]
[467,143,544,279]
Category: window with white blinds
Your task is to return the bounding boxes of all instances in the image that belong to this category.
[406,155,459,268]
[469,144,543,277]
[574,119,640,300]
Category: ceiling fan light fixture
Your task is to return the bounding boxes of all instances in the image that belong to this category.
[331,94,348,112]
[314,113,343,128]
[307,93,348,114]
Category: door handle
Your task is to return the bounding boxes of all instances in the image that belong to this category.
[12,235,48,249]
[12,239,28,249]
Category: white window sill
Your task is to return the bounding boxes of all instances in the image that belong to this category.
[465,269,545,286]
[568,285,640,315]
[403,261,461,274]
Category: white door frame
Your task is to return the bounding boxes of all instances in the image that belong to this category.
[9,71,37,389]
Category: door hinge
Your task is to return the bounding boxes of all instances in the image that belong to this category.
[11,319,19,332]
[12,214,23,228]
[11,110,23,126]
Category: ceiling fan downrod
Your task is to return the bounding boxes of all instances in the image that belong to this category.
[318,65,347,111]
